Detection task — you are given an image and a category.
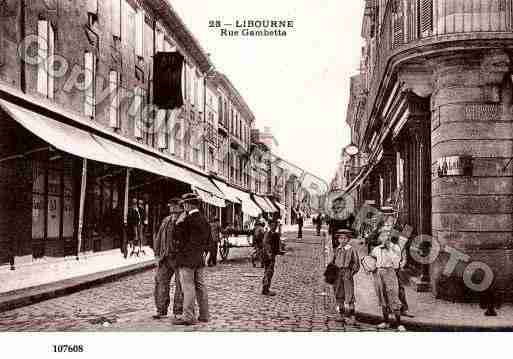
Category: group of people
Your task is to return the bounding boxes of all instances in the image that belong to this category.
[152,194,284,324]
[326,210,411,331]
[152,193,212,325]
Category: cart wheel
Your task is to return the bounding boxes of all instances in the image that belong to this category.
[219,239,230,261]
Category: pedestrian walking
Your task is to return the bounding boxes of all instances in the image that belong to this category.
[172,193,211,325]
[208,215,221,267]
[297,212,304,239]
[332,230,360,324]
[251,218,266,268]
[152,198,185,320]
[370,226,406,331]
[315,213,323,236]
[261,220,280,296]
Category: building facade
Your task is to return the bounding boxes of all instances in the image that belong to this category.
[0,0,326,268]
[345,0,513,301]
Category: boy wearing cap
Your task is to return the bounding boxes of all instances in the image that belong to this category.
[371,226,406,331]
[332,230,360,325]
[153,199,185,319]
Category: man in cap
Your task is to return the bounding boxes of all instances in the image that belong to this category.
[172,193,211,325]
[152,198,185,319]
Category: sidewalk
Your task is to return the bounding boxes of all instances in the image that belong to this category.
[0,247,156,312]
[322,230,513,331]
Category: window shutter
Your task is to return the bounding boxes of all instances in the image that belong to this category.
[157,110,168,149]
[420,0,433,36]
[134,87,143,139]
[112,0,121,38]
[47,23,55,99]
[37,20,48,96]
[109,71,119,128]
[135,10,144,56]
[84,52,96,118]
[392,0,403,48]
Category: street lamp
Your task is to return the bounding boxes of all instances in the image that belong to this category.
[344,143,359,157]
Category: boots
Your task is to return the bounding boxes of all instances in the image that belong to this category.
[262,286,277,296]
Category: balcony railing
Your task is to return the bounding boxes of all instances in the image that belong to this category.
[361,0,513,143]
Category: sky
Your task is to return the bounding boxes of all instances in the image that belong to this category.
[169,0,364,184]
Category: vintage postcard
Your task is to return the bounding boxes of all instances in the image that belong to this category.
[1,0,513,357]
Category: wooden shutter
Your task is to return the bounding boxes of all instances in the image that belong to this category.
[112,0,121,38]
[135,10,144,57]
[157,110,168,149]
[37,20,48,96]
[47,23,55,99]
[109,71,120,128]
[392,0,403,48]
[134,87,143,139]
[420,0,433,36]
[84,52,96,118]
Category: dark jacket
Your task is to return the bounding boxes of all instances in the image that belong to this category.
[253,225,265,248]
[174,210,211,268]
[297,216,304,227]
[153,215,179,260]
[263,230,280,258]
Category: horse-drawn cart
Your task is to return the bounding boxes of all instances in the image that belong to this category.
[218,230,254,261]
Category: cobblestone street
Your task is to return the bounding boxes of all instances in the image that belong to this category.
[0,228,375,332]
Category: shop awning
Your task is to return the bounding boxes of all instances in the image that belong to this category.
[194,188,226,208]
[212,179,241,204]
[270,199,286,213]
[237,191,262,218]
[186,171,225,199]
[0,99,198,188]
[253,195,276,213]
[263,197,278,213]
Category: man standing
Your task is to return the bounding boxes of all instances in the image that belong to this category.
[251,219,266,268]
[315,213,323,236]
[173,193,211,325]
[126,198,141,257]
[153,199,184,319]
[262,220,280,296]
[208,215,221,267]
[297,211,304,239]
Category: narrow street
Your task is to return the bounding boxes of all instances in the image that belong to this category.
[0,227,375,332]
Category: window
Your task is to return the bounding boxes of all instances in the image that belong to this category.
[84,52,96,118]
[109,70,121,129]
[87,0,98,25]
[37,20,55,99]
[420,0,433,36]
[135,9,144,57]
[122,1,136,47]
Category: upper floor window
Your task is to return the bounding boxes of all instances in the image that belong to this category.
[84,52,97,118]
[37,20,55,99]
[155,22,165,53]
[87,0,98,25]
[122,1,137,48]
[112,0,121,39]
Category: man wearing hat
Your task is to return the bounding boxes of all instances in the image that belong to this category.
[261,220,280,296]
[172,193,211,325]
[251,218,266,268]
[152,198,185,319]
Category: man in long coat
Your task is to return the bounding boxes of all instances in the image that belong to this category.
[262,220,280,296]
[172,193,212,325]
[152,198,185,319]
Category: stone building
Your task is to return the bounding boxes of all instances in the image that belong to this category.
[344,0,513,301]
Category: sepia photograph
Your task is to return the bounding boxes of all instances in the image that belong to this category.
[1,0,513,356]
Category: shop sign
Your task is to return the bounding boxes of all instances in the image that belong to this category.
[437,156,473,177]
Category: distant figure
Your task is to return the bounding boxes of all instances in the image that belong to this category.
[315,213,323,236]
[208,215,221,267]
[126,198,142,257]
[297,212,304,239]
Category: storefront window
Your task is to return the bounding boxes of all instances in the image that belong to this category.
[32,162,45,240]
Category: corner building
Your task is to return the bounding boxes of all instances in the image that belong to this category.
[347,0,513,301]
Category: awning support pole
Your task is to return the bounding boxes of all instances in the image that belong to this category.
[76,158,87,260]
[124,168,131,225]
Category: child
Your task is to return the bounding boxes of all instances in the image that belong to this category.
[332,229,360,325]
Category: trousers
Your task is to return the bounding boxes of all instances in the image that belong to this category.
[178,267,209,322]
[262,255,276,289]
[154,257,183,315]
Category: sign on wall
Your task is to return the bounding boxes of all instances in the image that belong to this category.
[437,156,473,177]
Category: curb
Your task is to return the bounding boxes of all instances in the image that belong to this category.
[0,259,157,313]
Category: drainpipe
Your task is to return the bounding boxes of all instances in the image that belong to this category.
[19,0,26,93]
